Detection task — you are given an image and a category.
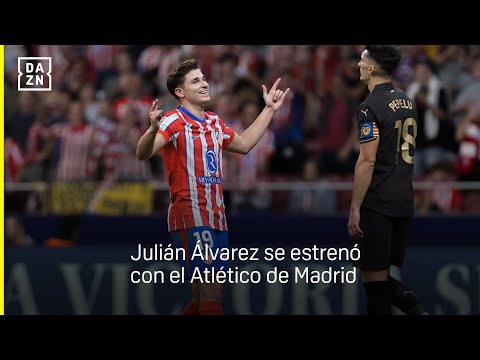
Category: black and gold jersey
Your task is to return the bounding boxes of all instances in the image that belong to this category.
[358,82,418,217]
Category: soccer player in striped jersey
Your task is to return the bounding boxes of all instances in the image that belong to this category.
[136,59,289,315]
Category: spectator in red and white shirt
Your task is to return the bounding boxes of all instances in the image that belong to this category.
[50,101,95,181]
[85,45,123,88]
[456,105,480,181]
[416,161,461,214]
[23,102,53,181]
[112,73,153,125]
[229,99,275,210]
[102,105,152,182]
[87,99,117,180]
[231,99,275,188]
[5,124,27,213]
[5,132,25,182]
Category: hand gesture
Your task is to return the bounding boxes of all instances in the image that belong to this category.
[148,99,164,132]
[262,78,290,111]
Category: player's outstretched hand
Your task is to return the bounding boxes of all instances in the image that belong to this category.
[262,78,290,111]
[149,99,164,132]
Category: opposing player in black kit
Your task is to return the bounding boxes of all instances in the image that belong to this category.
[347,45,427,315]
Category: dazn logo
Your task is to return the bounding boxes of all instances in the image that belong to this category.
[18,57,52,91]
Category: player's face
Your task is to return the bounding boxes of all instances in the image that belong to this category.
[358,50,373,83]
[178,69,211,105]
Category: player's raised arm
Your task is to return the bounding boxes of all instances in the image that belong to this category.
[225,78,290,155]
[136,99,166,160]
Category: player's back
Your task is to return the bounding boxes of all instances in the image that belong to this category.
[360,82,417,217]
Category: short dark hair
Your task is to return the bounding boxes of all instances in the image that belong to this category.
[166,59,200,100]
[365,45,402,77]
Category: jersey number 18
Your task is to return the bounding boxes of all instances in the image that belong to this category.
[394,117,417,164]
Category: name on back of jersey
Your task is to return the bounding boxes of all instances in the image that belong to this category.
[388,99,413,112]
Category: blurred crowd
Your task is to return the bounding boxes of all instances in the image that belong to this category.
[4,45,480,217]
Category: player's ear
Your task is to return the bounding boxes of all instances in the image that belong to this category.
[175,87,184,99]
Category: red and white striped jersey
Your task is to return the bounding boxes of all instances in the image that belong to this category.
[85,45,120,72]
[157,107,236,232]
[5,137,25,181]
[50,123,95,181]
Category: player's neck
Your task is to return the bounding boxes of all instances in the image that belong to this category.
[368,76,391,93]
[179,102,205,120]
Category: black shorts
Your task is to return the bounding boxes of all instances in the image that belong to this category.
[352,207,411,271]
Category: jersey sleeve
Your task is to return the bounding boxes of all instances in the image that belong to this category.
[358,105,379,144]
[157,113,182,144]
[219,118,236,148]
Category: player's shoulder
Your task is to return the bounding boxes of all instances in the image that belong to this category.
[163,109,180,119]
[391,86,411,99]
[359,96,375,115]
[359,93,385,123]
[388,86,417,110]
[367,88,389,105]
[158,109,183,131]
[161,109,182,124]
[206,111,220,121]
[365,85,406,110]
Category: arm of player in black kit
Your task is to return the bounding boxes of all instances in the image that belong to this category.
[347,107,380,239]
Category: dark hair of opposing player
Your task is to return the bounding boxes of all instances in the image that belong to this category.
[365,45,401,77]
